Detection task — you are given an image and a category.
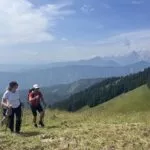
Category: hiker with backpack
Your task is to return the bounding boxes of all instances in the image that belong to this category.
[1,81,22,134]
[28,84,46,127]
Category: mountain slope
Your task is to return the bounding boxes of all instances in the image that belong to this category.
[53,68,150,111]
[88,85,150,113]
[1,86,150,150]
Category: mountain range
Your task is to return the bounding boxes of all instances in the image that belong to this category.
[47,51,150,68]
[0,61,150,90]
[0,51,149,72]
[0,51,150,91]
[26,50,150,69]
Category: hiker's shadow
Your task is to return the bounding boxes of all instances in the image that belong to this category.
[46,125,59,129]
[21,131,41,137]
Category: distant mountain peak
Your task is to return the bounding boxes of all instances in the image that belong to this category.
[92,56,101,58]
[130,51,140,57]
[104,50,150,66]
[90,56,102,61]
[77,56,120,67]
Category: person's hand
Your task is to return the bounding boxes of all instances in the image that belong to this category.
[35,95,39,99]
[7,104,12,108]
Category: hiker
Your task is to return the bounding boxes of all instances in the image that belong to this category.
[1,81,22,134]
[28,84,46,127]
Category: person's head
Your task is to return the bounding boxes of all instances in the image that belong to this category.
[8,81,18,92]
[33,84,40,92]
[29,88,34,93]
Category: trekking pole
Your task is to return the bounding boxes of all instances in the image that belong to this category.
[21,102,24,127]
[5,108,12,133]
[5,116,9,133]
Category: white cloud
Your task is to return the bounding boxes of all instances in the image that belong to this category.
[80,5,95,14]
[89,30,150,56]
[132,0,144,5]
[95,30,150,46]
[2,29,150,63]
[0,0,74,45]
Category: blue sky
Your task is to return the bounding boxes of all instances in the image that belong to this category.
[0,0,150,64]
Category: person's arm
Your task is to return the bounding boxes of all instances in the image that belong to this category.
[1,98,7,107]
[1,92,12,108]
[18,90,23,106]
[29,94,39,101]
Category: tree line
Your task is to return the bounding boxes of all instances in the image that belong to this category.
[53,68,150,111]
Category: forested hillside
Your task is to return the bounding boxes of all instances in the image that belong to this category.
[53,68,150,111]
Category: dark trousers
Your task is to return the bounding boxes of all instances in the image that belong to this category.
[9,105,22,133]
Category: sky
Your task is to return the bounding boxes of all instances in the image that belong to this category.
[0,0,150,64]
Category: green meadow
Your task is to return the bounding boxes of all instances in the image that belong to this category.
[0,85,150,150]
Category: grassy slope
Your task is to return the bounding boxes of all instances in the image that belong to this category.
[0,85,150,150]
[87,85,150,113]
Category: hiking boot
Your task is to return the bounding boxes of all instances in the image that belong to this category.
[34,123,38,128]
[15,131,21,135]
[39,121,44,127]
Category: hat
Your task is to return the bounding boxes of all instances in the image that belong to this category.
[33,84,40,89]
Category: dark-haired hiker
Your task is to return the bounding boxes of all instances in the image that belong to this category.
[1,81,22,134]
[28,84,46,128]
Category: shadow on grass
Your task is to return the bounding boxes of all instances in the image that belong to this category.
[46,125,60,129]
[20,131,41,137]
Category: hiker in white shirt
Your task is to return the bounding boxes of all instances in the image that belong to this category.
[1,81,22,134]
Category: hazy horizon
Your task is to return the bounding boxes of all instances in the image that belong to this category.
[0,50,147,65]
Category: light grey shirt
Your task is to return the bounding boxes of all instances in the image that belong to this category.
[2,90,20,108]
